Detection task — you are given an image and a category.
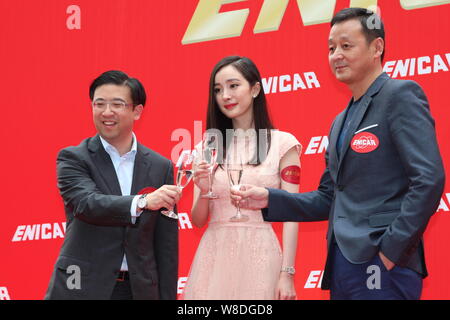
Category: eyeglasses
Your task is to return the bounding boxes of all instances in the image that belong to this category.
[92,100,135,112]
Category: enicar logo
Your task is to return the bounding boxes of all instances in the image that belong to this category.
[182,0,450,44]
[351,132,379,153]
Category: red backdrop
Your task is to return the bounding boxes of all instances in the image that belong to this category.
[1,0,449,300]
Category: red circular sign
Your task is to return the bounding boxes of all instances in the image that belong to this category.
[138,187,157,195]
[351,132,379,153]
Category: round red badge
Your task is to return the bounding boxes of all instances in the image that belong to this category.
[351,132,379,153]
[138,187,157,195]
[281,165,301,184]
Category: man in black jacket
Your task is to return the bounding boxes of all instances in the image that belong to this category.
[45,70,181,300]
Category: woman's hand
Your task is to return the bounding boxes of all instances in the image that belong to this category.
[193,161,211,195]
[275,273,297,300]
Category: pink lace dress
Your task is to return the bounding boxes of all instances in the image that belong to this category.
[182,130,301,300]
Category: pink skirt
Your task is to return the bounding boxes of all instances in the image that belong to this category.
[182,222,282,300]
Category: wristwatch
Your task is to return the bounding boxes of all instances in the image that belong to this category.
[281,266,296,275]
[137,194,148,210]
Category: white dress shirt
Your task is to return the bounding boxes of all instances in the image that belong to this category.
[99,133,142,271]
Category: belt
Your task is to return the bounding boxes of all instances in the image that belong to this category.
[116,271,130,282]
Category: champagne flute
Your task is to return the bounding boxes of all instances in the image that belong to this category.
[200,133,219,199]
[226,141,249,222]
[161,150,194,219]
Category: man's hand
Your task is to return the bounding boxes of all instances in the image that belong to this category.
[145,185,182,211]
[230,184,269,210]
[379,251,395,271]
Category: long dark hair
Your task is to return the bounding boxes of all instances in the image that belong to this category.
[206,56,275,165]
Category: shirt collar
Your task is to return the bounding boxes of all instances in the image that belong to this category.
[99,133,138,158]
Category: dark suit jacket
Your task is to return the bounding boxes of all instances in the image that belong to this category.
[45,135,178,299]
[262,73,445,289]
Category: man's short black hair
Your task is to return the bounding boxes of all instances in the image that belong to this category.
[331,7,385,61]
[89,70,147,106]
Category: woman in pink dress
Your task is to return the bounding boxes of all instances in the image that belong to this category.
[183,56,301,300]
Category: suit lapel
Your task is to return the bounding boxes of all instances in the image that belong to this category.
[88,136,155,195]
[128,144,153,230]
[336,72,390,172]
[328,103,350,181]
[337,95,373,170]
[131,143,153,195]
[88,135,122,195]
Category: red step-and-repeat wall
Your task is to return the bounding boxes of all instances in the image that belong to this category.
[1,0,449,300]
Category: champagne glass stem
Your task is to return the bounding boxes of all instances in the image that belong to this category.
[236,200,241,217]
[208,171,212,194]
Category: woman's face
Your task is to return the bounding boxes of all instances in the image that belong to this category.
[213,65,260,123]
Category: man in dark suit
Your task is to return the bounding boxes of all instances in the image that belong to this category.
[45,70,181,300]
[232,8,445,299]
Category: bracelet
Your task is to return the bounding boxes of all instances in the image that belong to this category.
[281,266,295,275]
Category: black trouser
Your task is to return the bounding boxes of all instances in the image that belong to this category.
[110,271,133,300]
